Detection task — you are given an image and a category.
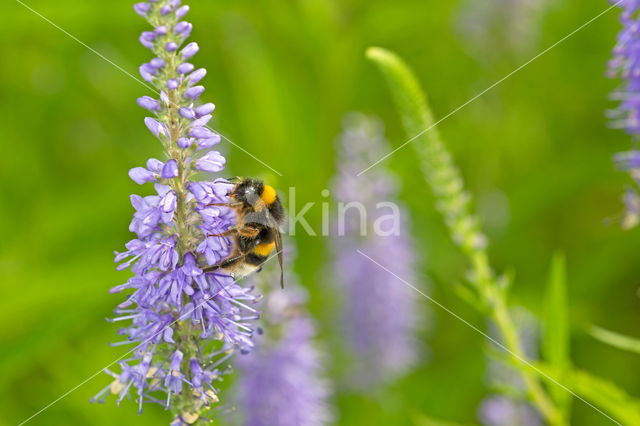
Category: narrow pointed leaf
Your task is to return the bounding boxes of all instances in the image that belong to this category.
[533,363,640,425]
[589,325,640,355]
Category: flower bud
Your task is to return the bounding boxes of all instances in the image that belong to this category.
[184,85,205,99]
[181,42,199,59]
[137,96,161,111]
[195,151,225,172]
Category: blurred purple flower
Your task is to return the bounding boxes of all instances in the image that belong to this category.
[92,1,259,422]
[331,113,425,388]
[609,1,640,226]
[609,0,640,135]
[479,309,541,426]
[456,0,550,62]
[236,246,332,426]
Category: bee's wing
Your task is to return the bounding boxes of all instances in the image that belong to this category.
[274,228,284,289]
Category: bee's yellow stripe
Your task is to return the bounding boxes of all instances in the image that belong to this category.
[253,241,276,257]
[260,185,277,206]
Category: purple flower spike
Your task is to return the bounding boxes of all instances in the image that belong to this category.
[177,63,194,74]
[188,68,207,85]
[179,107,196,120]
[134,2,151,16]
[129,167,156,184]
[609,1,640,227]
[184,85,205,99]
[331,113,424,389]
[189,126,215,139]
[165,41,178,52]
[137,96,161,111]
[162,159,179,179]
[95,2,260,419]
[167,79,180,90]
[176,5,190,18]
[181,42,199,59]
[195,151,225,172]
[144,117,167,138]
[194,103,215,117]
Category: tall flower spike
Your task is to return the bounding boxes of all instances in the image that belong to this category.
[331,113,425,388]
[609,1,640,228]
[92,2,260,422]
[479,309,542,426]
[235,244,333,426]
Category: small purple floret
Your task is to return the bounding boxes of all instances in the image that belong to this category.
[134,2,151,16]
[177,63,194,74]
[181,42,199,59]
[195,151,225,172]
[162,159,179,179]
[137,96,161,111]
[176,5,190,18]
[179,107,196,120]
[189,126,215,139]
[188,68,206,85]
[129,167,156,184]
[184,85,204,99]
[197,136,221,150]
[194,103,215,117]
[167,79,179,90]
[144,117,167,138]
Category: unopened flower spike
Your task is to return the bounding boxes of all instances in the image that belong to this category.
[92,1,259,422]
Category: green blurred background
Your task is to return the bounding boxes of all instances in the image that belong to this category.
[2,0,639,425]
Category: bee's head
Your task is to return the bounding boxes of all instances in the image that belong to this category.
[230,179,264,207]
[230,179,277,207]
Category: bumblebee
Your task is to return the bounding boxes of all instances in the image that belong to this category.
[204,178,285,288]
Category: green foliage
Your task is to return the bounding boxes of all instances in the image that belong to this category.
[534,364,640,425]
[589,325,640,355]
[542,252,572,418]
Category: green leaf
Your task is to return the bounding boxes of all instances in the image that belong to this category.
[533,363,640,425]
[589,325,640,355]
[542,252,572,417]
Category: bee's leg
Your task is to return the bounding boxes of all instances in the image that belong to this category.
[238,225,260,238]
[202,254,244,272]
[206,202,243,208]
[207,228,238,238]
